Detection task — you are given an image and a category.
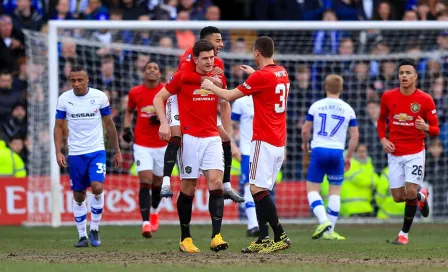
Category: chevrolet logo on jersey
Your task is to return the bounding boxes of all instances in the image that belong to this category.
[141,105,155,114]
[193,89,214,96]
[393,113,413,121]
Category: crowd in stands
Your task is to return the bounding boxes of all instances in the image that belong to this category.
[1,0,448,217]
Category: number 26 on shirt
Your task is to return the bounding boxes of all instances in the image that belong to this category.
[275,83,290,113]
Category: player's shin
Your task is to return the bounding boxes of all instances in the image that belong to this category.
[244,185,258,230]
[222,141,232,187]
[327,195,341,233]
[139,183,151,224]
[177,192,194,240]
[209,189,224,237]
[151,185,162,210]
[401,198,418,235]
[89,193,104,231]
[308,191,329,224]
[73,200,87,238]
[253,190,285,242]
[162,136,181,187]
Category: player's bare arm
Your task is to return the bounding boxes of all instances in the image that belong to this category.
[153,87,172,142]
[201,80,245,102]
[239,65,255,75]
[54,118,67,168]
[345,126,359,171]
[301,121,312,153]
[102,115,123,169]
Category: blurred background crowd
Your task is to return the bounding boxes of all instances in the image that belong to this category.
[1,0,448,218]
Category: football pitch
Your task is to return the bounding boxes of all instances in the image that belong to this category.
[1,223,447,272]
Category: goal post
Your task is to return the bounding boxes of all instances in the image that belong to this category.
[23,20,448,227]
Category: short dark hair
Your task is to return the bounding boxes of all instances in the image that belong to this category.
[193,39,214,57]
[200,26,220,39]
[254,36,274,58]
[70,65,88,75]
[143,61,159,71]
[398,59,417,71]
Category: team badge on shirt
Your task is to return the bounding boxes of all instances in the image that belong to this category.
[410,103,420,113]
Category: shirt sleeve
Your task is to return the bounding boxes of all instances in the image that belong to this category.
[165,72,182,95]
[306,103,316,121]
[236,71,268,96]
[425,95,440,136]
[377,92,389,140]
[127,88,136,110]
[100,93,112,116]
[55,96,66,119]
[349,107,357,127]
[231,99,242,121]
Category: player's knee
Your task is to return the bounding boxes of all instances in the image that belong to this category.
[249,184,266,195]
[73,191,86,203]
[152,176,162,186]
[138,172,153,184]
[209,178,223,191]
[405,187,418,199]
[91,182,103,195]
[181,180,196,196]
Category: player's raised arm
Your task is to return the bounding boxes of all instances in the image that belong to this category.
[153,87,174,142]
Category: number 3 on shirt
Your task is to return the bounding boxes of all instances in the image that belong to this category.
[275,83,290,113]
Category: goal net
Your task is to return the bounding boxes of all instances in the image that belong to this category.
[23,21,448,226]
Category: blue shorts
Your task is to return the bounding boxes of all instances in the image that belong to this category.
[68,150,106,192]
[240,154,250,186]
[306,147,344,185]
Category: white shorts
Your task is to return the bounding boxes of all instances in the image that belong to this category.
[249,140,284,191]
[178,134,224,179]
[133,144,167,177]
[387,149,425,189]
[166,95,222,127]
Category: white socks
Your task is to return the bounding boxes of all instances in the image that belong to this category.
[244,185,258,229]
[223,182,231,190]
[89,193,104,231]
[162,176,171,187]
[307,191,328,224]
[327,195,341,233]
[73,200,87,238]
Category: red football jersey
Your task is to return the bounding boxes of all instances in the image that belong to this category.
[127,83,167,148]
[237,64,290,147]
[165,71,225,138]
[377,88,439,156]
[178,47,226,86]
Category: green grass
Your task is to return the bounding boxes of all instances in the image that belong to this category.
[1,223,447,272]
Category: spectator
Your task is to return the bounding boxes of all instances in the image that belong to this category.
[204,5,220,20]
[372,0,396,20]
[175,11,195,50]
[177,0,206,20]
[358,100,386,174]
[402,8,418,20]
[11,0,43,31]
[8,134,28,168]
[371,59,397,97]
[2,0,43,16]
[231,37,248,53]
[0,15,24,72]
[369,41,390,76]
[13,56,27,93]
[0,138,27,177]
[332,0,360,21]
[416,0,433,21]
[1,102,27,140]
[159,36,174,48]
[343,61,371,114]
[131,54,150,84]
[121,0,148,20]
[81,0,109,20]
[0,71,25,122]
[48,0,74,20]
[313,9,344,55]
[151,0,178,20]
[426,138,448,217]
